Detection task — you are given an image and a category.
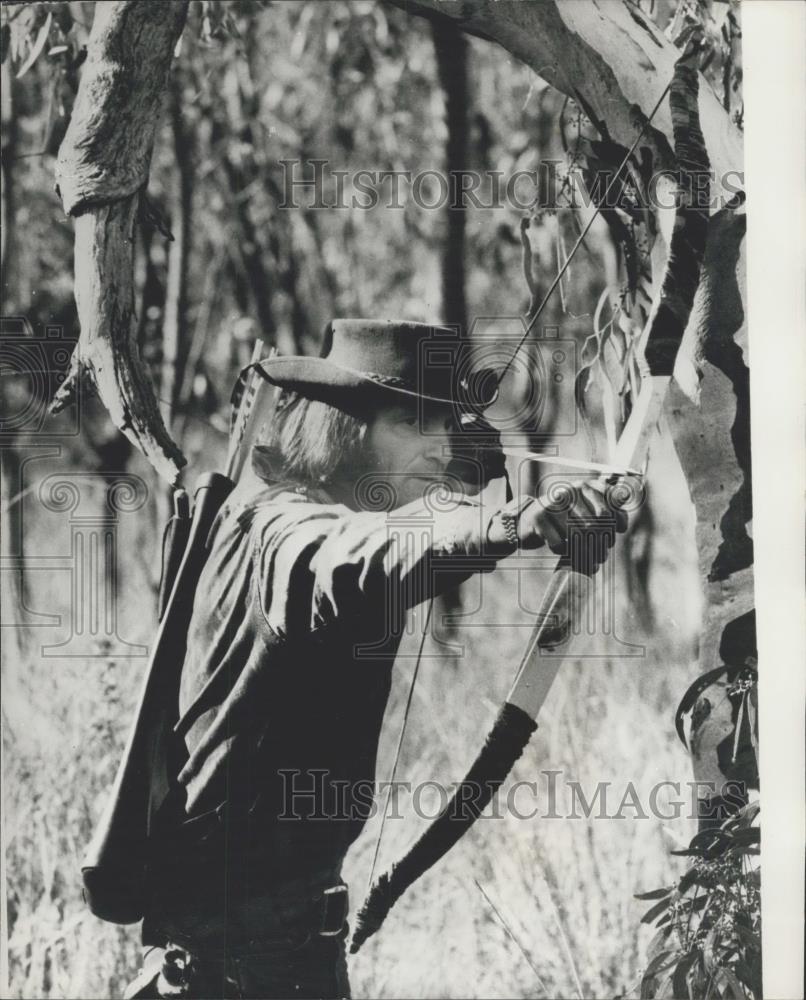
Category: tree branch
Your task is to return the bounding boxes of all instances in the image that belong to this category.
[391,0,742,185]
[51,1,189,482]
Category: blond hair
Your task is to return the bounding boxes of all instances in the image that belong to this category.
[255,390,368,486]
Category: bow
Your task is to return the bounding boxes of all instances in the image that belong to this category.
[351,44,710,953]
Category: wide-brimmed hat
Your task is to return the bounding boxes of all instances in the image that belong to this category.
[254,319,498,412]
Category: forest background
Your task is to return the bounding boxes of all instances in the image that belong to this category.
[0,2,757,998]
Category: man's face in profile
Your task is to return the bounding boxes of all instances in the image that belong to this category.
[361,399,457,507]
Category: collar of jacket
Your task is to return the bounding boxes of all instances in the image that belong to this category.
[250,444,337,506]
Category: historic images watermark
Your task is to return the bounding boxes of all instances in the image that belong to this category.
[278,768,750,823]
[277,158,744,212]
[1,315,643,660]
[347,473,642,661]
[344,322,646,661]
[1,316,150,657]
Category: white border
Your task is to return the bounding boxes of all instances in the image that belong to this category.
[743,2,806,998]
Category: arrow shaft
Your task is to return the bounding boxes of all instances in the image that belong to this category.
[507,375,668,720]
[501,447,640,479]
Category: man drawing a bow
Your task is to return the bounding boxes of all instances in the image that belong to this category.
[128,319,625,999]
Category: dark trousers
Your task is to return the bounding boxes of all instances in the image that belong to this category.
[129,873,351,999]
[125,932,350,999]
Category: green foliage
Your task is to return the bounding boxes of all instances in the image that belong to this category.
[637,803,761,999]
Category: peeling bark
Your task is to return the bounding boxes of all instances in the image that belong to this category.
[162,75,194,427]
[51,1,189,482]
[54,2,189,214]
[668,201,751,678]
[51,197,184,482]
[394,0,741,187]
[395,1,754,819]
[667,204,754,818]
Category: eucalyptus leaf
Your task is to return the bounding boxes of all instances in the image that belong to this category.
[715,967,746,998]
[16,11,51,79]
[672,951,698,1000]
[635,886,674,901]
[734,959,761,995]
[703,926,720,974]
[641,895,673,924]
[728,827,760,846]
[678,867,699,893]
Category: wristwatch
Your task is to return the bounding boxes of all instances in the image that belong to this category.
[496,496,536,551]
[501,508,521,548]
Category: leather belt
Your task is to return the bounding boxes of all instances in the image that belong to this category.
[152,881,350,957]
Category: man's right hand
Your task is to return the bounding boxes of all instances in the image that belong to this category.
[488,480,628,573]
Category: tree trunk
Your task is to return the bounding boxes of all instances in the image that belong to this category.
[393,0,752,816]
[52,0,190,483]
[1,60,19,313]
[432,18,469,334]
[394,0,741,193]
[162,73,194,429]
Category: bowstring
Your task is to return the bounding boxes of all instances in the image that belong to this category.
[365,78,673,895]
[495,78,673,390]
[366,596,434,894]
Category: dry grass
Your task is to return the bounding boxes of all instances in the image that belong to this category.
[2,435,702,999]
[346,569,699,998]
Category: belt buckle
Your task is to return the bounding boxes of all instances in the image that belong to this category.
[319,884,349,937]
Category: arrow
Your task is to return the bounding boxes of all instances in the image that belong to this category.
[350,43,710,955]
[500,447,641,479]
